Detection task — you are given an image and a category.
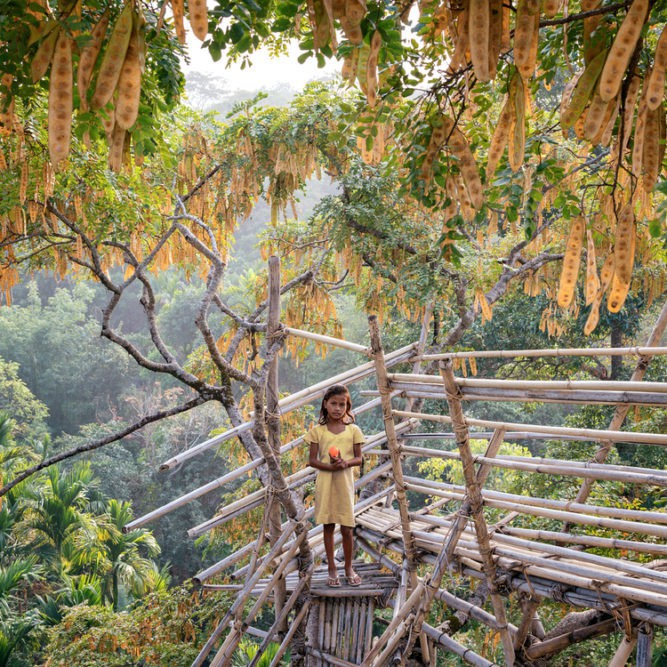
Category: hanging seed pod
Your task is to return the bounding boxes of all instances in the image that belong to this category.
[543,0,562,17]
[584,228,600,304]
[48,31,73,166]
[514,0,539,80]
[447,9,470,73]
[115,10,143,130]
[443,117,484,209]
[91,2,133,110]
[365,30,381,107]
[487,0,502,78]
[619,71,641,153]
[171,0,186,44]
[556,216,585,308]
[599,0,649,102]
[341,51,358,81]
[584,295,601,334]
[642,105,661,190]
[108,122,126,171]
[77,11,109,110]
[468,0,490,81]
[508,71,525,171]
[31,27,59,83]
[597,94,620,145]
[582,0,603,64]
[632,86,648,180]
[561,49,607,129]
[486,92,514,178]
[646,25,667,110]
[613,203,636,285]
[583,91,612,142]
[188,0,208,41]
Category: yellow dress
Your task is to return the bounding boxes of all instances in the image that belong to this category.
[305,423,365,527]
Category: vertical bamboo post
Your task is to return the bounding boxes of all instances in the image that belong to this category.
[513,596,541,651]
[574,298,667,505]
[609,635,637,667]
[440,359,515,666]
[369,316,420,570]
[635,624,653,667]
[266,255,287,632]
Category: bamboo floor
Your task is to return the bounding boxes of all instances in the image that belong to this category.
[353,503,667,626]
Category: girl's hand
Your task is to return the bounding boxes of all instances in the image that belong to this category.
[331,455,346,470]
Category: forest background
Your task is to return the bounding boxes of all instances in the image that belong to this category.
[0,0,666,664]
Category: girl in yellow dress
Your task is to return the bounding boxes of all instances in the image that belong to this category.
[306,384,364,587]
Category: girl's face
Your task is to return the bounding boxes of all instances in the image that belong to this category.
[324,393,349,421]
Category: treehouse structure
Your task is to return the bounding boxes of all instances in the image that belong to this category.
[124,298,667,667]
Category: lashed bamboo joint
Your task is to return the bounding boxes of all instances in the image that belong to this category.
[127,299,667,666]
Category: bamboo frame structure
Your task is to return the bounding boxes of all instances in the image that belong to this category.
[125,289,667,666]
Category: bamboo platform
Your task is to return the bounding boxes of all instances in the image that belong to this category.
[130,295,667,667]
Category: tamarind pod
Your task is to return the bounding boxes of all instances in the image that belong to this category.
[574,109,588,139]
[188,0,208,41]
[172,0,186,45]
[658,103,666,169]
[332,0,345,19]
[31,27,59,83]
[583,91,610,142]
[642,105,661,190]
[509,71,525,172]
[365,29,381,107]
[341,51,358,81]
[77,11,109,111]
[560,49,607,129]
[613,203,636,285]
[48,31,73,166]
[560,69,582,136]
[582,0,602,64]
[599,0,649,102]
[443,118,484,210]
[619,71,640,153]
[487,0,502,78]
[584,294,601,335]
[584,228,600,305]
[486,93,514,178]
[597,94,620,145]
[115,10,142,130]
[100,104,115,140]
[468,0,490,81]
[556,216,585,308]
[90,2,133,110]
[543,0,562,18]
[108,122,125,172]
[514,0,539,80]
[607,224,634,313]
[345,0,366,22]
[447,9,470,73]
[585,251,615,334]
[355,41,370,94]
[340,16,363,44]
[631,86,648,179]
[501,2,511,50]
[646,25,667,110]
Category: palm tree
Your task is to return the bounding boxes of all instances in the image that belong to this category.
[99,499,163,610]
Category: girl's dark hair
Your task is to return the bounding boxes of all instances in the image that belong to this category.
[318,384,355,425]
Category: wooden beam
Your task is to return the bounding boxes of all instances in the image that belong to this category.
[418,345,667,361]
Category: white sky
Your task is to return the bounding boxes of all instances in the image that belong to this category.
[182,35,337,91]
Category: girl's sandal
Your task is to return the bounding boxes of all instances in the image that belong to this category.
[345,571,362,587]
[327,575,341,587]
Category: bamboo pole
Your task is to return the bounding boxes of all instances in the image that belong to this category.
[403,480,667,538]
[392,409,667,446]
[420,623,500,667]
[268,599,313,667]
[389,383,667,408]
[523,617,619,660]
[389,373,667,394]
[418,346,667,361]
[513,596,540,651]
[635,624,653,667]
[371,446,667,487]
[368,316,420,598]
[440,359,515,666]
[609,636,637,666]
[404,476,667,526]
[284,326,371,355]
[575,298,667,505]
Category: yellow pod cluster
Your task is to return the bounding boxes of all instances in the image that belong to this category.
[556,216,585,308]
[48,32,73,166]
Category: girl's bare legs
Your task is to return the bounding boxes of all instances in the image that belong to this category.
[323,523,337,579]
[341,525,356,577]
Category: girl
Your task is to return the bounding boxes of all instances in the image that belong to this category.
[306,384,364,587]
